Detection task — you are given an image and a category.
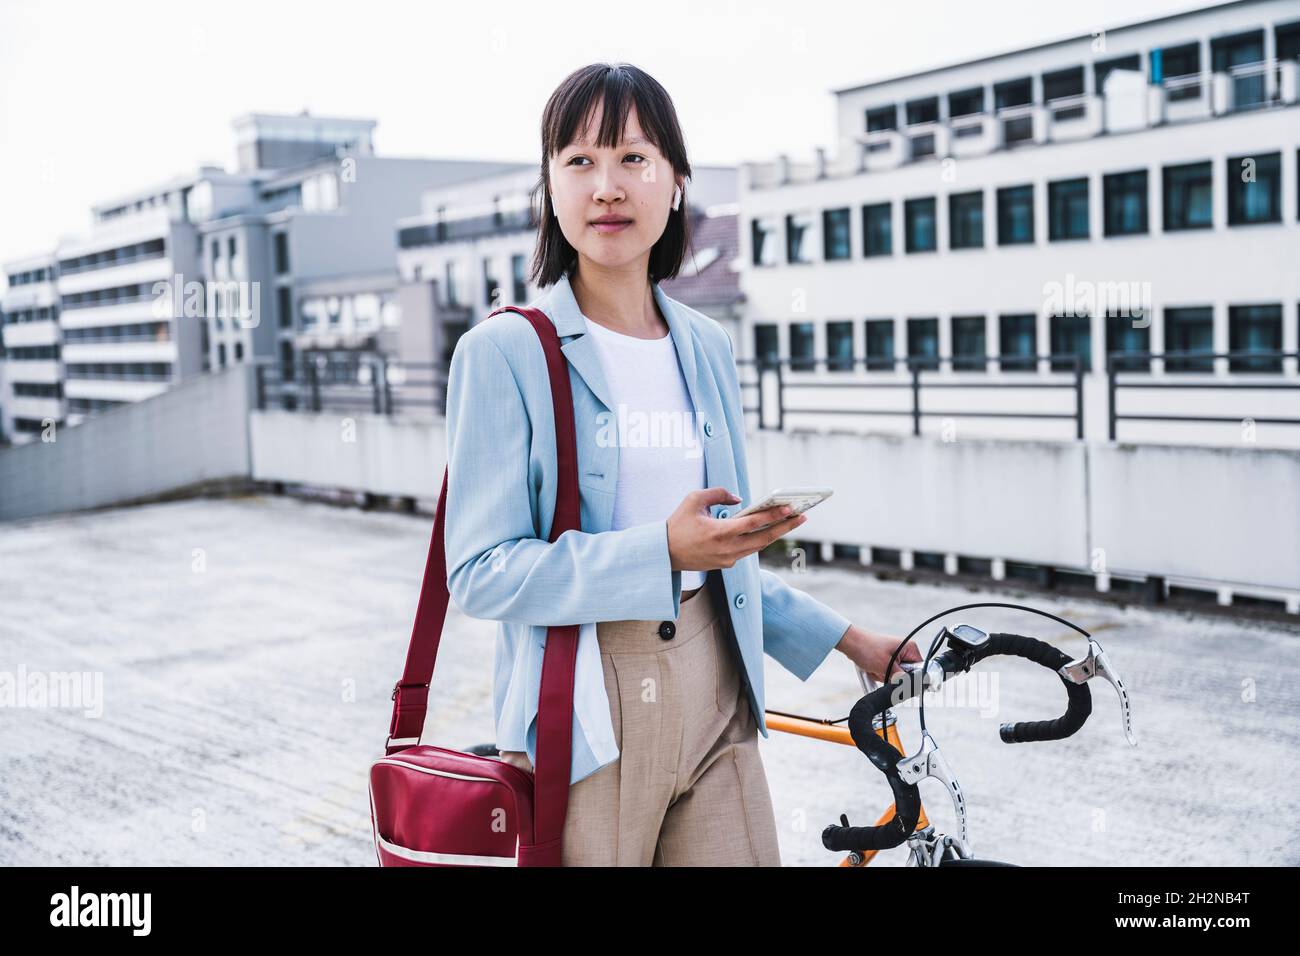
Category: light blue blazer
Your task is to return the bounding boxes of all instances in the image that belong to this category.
[443,268,852,784]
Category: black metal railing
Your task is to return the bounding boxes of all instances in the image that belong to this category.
[398,208,537,249]
[1107,349,1300,440]
[253,355,448,416]
[251,347,1300,445]
[737,353,1088,438]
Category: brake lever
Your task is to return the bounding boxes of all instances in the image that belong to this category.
[1059,637,1137,746]
[896,730,969,850]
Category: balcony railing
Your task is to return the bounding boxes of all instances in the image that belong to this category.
[254,355,449,417]
[398,208,537,249]
[64,369,172,382]
[758,57,1298,188]
[737,353,1088,438]
[1162,72,1203,103]
[58,247,167,277]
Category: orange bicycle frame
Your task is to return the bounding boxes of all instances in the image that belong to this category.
[765,709,928,866]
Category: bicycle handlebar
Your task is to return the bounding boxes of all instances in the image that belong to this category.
[821,631,1094,854]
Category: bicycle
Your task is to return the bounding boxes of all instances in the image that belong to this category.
[770,601,1137,866]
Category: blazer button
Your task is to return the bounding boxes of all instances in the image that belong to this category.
[703,420,714,438]
[734,593,747,609]
[658,620,676,640]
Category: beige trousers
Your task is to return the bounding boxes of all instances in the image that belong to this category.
[499,580,782,866]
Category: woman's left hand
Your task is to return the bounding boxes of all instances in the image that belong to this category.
[834,624,922,683]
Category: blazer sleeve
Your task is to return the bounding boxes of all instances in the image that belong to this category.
[718,328,851,681]
[758,567,853,680]
[443,329,685,626]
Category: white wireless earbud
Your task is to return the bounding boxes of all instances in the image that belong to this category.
[672,185,682,211]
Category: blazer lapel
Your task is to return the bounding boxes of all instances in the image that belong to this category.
[652,280,702,416]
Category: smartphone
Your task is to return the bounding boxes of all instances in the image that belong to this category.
[731,486,833,534]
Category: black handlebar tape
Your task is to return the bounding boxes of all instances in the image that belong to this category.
[981,633,1093,743]
[821,651,964,853]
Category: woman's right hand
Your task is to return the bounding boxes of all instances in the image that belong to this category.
[666,486,808,572]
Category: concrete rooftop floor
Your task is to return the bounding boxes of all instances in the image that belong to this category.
[1,494,1296,866]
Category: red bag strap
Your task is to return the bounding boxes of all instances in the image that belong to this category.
[384,305,581,866]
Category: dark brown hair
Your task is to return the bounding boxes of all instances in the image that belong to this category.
[530,62,693,287]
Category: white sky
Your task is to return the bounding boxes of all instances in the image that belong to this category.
[0,0,1210,268]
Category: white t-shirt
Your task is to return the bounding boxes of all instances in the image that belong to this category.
[582,314,707,592]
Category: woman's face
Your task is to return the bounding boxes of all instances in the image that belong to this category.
[548,100,681,274]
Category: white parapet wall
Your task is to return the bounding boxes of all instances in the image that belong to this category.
[747,428,1300,598]
[248,409,443,500]
[0,364,255,522]
[1087,442,1300,590]
[746,428,1090,567]
[4,397,1295,607]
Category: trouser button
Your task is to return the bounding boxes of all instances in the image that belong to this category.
[658,621,676,640]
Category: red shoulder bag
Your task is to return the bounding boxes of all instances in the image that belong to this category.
[368,306,581,867]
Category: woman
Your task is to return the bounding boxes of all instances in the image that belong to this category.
[443,62,920,866]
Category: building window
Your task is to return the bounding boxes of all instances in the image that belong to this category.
[948,191,983,249]
[786,212,815,263]
[1164,307,1214,372]
[227,235,237,264]
[234,341,244,362]
[511,254,527,302]
[1105,312,1151,371]
[1228,304,1282,372]
[277,286,292,329]
[1103,170,1148,236]
[862,203,892,257]
[1163,162,1213,231]
[751,217,780,267]
[994,77,1032,109]
[907,318,939,371]
[217,343,226,368]
[905,97,939,125]
[1048,178,1089,240]
[1045,67,1086,121]
[865,319,894,371]
[482,257,499,307]
[997,185,1034,245]
[994,78,1034,146]
[1155,43,1202,100]
[866,106,897,132]
[1227,152,1281,225]
[952,316,986,371]
[279,340,295,381]
[790,322,816,371]
[998,314,1036,371]
[822,208,851,260]
[904,198,936,253]
[1050,314,1091,371]
[754,324,779,367]
[827,321,854,371]
[1212,31,1265,110]
[948,87,984,117]
[444,260,462,308]
[274,232,289,274]
[1043,65,1084,102]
